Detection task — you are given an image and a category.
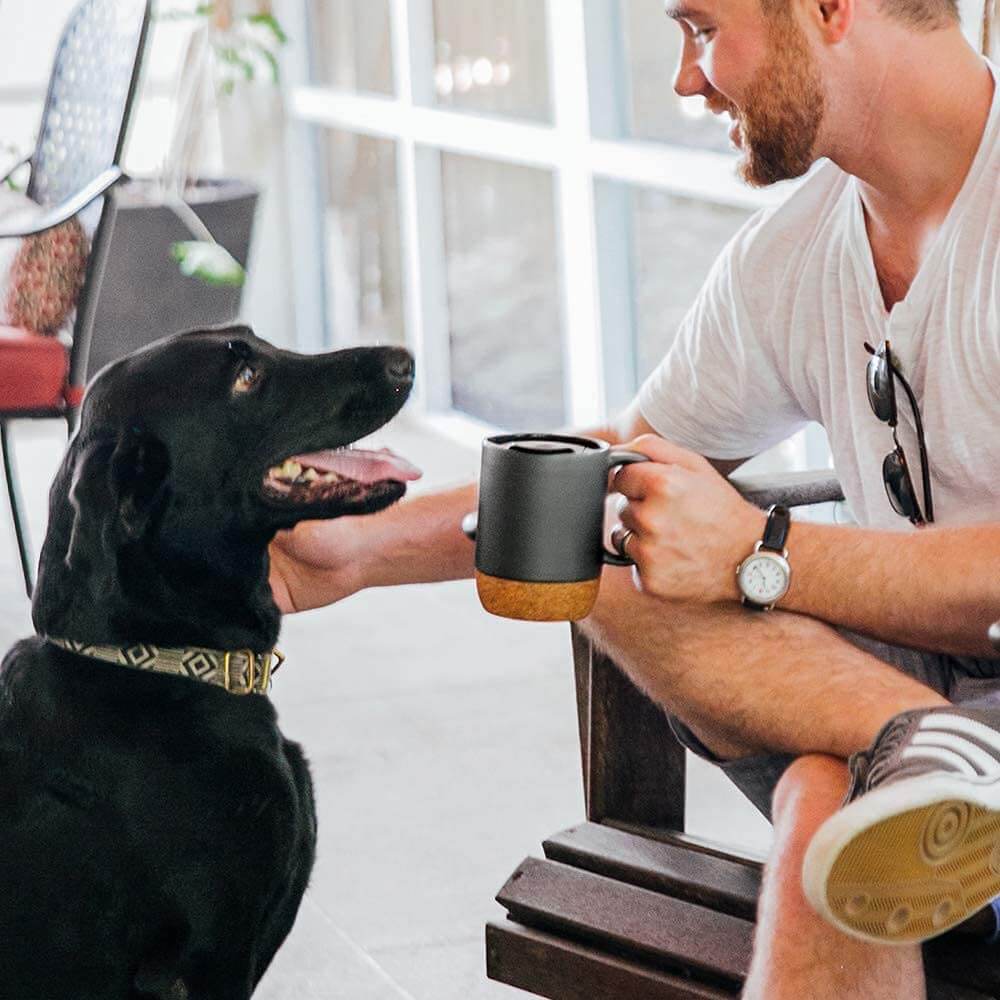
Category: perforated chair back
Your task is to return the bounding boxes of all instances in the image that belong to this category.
[27,0,150,209]
[0,0,151,598]
[26,0,151,393]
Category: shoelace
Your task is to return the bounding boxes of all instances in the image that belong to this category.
[866,714,915,789]
[846,713,916,800]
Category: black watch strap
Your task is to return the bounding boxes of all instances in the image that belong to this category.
[761,505,791,552]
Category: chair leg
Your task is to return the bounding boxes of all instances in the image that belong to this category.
[1,421,34,599]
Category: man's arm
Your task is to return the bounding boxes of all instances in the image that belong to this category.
[780,520,1000,659]
[605,400,749,478]
[269,400,744,614]
[613,435,1000,660]
[269,481,479,613]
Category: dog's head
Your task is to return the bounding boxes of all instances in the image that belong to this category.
[33,326,418,649]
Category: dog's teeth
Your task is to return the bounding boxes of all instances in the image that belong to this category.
[303,468,319,481]
[285,461,303,479]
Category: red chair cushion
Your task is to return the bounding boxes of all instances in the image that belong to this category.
[0,325,70,411]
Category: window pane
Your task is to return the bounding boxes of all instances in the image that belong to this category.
[620,0,730,151]
[308,0,393,95]
[431,0,551,122]
[441,154,564,428]
[0,105,42,164]
[322,130,404,347]
[632,189,752,380]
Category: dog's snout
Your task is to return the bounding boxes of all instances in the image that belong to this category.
[385,349,415,386]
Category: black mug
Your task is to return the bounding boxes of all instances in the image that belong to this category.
[464,433,649,621]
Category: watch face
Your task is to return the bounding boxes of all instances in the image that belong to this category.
[738,552,790,605]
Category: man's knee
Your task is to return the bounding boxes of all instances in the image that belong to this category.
[580,564,697,649]
[771,754,850,838]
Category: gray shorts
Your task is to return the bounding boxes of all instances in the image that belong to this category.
[669,630,1000,821]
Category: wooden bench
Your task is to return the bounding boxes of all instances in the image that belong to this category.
[486,473,1000,1000]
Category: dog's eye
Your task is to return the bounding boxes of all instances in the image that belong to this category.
[227,338,253,359]
[234,364,262,394]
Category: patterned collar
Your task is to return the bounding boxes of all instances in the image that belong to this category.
[45,638,284,696]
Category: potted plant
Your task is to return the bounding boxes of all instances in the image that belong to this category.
[86,0,288,377]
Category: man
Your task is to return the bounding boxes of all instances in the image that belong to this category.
[272,0,999,993]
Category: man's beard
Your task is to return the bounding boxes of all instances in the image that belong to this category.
[728,16,826,187]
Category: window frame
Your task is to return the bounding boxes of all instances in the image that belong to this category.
[287,0,792,441]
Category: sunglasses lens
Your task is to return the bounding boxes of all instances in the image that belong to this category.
[867,352,895,423]
[882,450,920,522]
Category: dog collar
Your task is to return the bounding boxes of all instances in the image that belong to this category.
[45,638,284,695]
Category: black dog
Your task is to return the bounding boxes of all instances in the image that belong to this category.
[0,327,416,999]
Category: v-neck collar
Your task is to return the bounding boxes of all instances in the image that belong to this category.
[845,58,998,327]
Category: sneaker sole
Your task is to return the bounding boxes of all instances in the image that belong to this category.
[802,773,1000,944]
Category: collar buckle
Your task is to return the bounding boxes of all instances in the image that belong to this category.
[223,648,282,695]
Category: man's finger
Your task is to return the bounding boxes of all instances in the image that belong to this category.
[613,459,680,499]
[618,434,709,473]
[617,501,642,533]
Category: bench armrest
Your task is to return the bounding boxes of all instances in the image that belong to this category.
[573,471,844,830]
[0,166,125,239]
[728,468,844,509]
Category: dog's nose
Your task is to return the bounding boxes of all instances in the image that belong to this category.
[385,349,415,386]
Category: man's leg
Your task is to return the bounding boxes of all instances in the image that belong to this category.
[743,755,926,1000]
[582,568,1000,946]
[581,565,949,766]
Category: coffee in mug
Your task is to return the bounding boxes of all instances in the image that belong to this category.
[466,433,649,621]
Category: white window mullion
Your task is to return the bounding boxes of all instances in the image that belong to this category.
[546,0,605,427]
[279,0,327,352]
[289,87,782,211]
[389,0,452,412]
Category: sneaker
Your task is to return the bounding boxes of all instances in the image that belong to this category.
[802,705,1000,944]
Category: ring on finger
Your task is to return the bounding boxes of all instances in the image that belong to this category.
[615,527,636,559]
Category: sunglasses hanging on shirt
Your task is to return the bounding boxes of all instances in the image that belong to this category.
[864,339,934,526]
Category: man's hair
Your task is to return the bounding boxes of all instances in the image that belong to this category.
[761,0,960,29]
[878,0,960,28]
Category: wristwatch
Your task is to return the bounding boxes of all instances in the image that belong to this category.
[736,505,791,611]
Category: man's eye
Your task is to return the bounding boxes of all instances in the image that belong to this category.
[234,364,262,393]
[692,26,715,41]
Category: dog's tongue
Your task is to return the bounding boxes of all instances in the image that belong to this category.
[295,448,422,485]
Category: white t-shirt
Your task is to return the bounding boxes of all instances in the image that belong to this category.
[638,60,999,531]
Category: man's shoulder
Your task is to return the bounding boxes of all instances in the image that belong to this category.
[728,160,851,280]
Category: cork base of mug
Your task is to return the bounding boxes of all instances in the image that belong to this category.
[475,570,600,622]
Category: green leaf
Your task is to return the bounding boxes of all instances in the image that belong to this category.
[215,44,256,82]
[249,40,281,84]
[153,2,212,20]
[170,241,246,287]
[246,12,288,45]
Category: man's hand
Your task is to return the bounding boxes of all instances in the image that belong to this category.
[613,435,766,604]
[268,483,481,614]
[269,518,368,614]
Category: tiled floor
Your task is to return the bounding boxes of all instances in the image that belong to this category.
[0,415,771,999]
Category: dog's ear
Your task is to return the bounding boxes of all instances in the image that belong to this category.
[66,430,171,568]
[107,429,171,539]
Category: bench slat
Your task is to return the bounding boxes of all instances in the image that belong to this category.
[540,822,1000,997]
[543,823,760,920]
[486,922,735,1000]
[496,857,753,986]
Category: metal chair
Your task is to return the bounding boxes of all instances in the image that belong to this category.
[0,0,151,597]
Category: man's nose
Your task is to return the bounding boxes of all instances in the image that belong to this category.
[673,43,710,99]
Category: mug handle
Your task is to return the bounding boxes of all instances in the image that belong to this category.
[602,450,650,566]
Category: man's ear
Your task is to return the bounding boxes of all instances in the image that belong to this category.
[810,0,854,42]
[66,430,171,568]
